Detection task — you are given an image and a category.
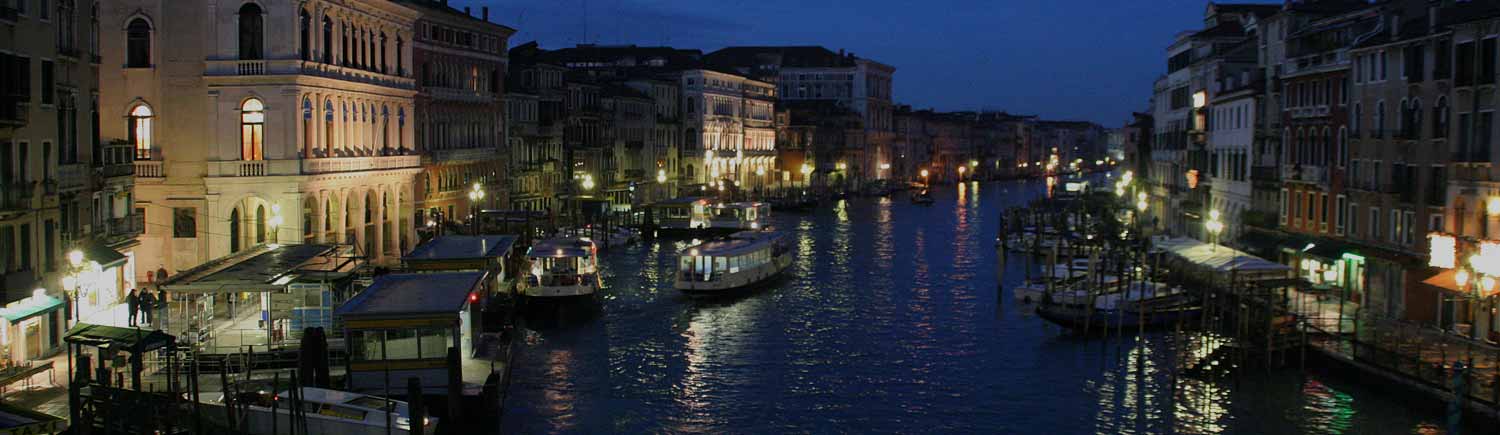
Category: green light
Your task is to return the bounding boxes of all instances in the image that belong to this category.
[1341,252,1365,262]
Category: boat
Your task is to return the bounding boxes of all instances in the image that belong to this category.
[675,231,793,295]
[1035,281,1199,330]
[206,385,436,435]
[709,202,772,231]
[911,190,934,205]
[770,191,817,211]
[648,197,714,231]
[521,238,601,298]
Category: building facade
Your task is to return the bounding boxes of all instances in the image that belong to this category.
[102,0,424,272]
[406,2,513,226]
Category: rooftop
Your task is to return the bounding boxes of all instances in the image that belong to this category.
[161,244,341,293]
[404,235,518,262]
[335,272,483,318]
[526,238,596,258]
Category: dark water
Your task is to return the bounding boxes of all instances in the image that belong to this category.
[500,179,1446,434]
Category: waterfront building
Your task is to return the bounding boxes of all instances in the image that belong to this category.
[1207,70,1258,244]
[705,46,896,187]
[506,42,567,213]
[680,69,778,192]
[100,0,424,272]
[1,0,138,363]
[405,2,514,228]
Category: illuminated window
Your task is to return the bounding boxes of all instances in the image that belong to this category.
[240,98,264,161]
[128,104,153,159]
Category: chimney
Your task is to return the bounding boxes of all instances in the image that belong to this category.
[464,6,471,16]
[482,6,489,22]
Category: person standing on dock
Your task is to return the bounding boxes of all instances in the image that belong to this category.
[126,289,139,327]
[140,290,157,328]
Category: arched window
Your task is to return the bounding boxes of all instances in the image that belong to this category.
[129,104,153,159]
[230,208,242,252]
[324,99,335,154]
[1375,100,1386,137]
[255,204,266,243]
[341,23,350,66]
[126,18,151,67]
[1411,98,1423,139]
[240,98,265,161]
[379,32,387,73]
[381,105,390,152]
[395,37,404,76]
[302,97,313,157]
[397,107,406,150]
[1436,96,1449,138]
[299,9,310,61]
[322,16,333,64]
[238,3,264,60]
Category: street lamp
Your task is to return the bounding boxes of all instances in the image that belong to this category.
[1205,208,1224,250]
[267,204,283,247]
[468,183,485,235]
[581,174,596,191]
[63,250,84,327]
[1136,192,1148,213]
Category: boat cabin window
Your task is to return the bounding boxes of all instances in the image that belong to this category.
[350,327,454,362]
[307,402,368,421]
[346,396,397,412]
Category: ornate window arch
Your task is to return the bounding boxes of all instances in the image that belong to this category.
[237,3,264,60]
[240,98,265,160]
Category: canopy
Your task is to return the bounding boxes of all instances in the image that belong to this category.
[80,240,128,269]
[63,323,175,353]
[0,294,63,323]
[404,235,517,262]
[1153,236,1290,273]
[335,272,483,318]
[161,244,339,293]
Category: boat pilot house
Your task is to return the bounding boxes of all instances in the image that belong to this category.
[335,272,490,395]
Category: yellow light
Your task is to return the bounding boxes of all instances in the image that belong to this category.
[836,162,847,171]
[1488,197,1500,216]
[920,169,929,178]
[1136,199,1148,212]
[1484,276,1498,295]
[657,169,668,183]
[800,164,813,175]
[958,166,967,174]
[1137,192,1147,202]
[1122,171,1133,183]
[1192,91,1207,108]
[67,250,84,267]
[880,163,891,170]
[1476,242,1500,276]
[1456,269,1472,289]
[1209,209,1221,220]
[705,150,715,160]
[756,167,766,176]
[1429,233,1457,269]
[969,160,978,167]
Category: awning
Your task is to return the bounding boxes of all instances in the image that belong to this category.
[1422,269,1464,294]
[80,240,127,269]
[63,323,175,353]
[1153,236,1291,273]
[0,294,63,323]
[161,244,339,294]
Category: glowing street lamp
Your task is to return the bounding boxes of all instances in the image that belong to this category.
[657,169,668,184]
[581,174,596,191]
[468,183,486,235]
[836,162,847,171]
[1136,192,1148,213]
[1205,209,1224,250]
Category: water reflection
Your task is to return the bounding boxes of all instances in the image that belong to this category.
[500,178,1447,434]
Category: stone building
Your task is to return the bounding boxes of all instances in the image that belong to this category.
[101,0,424,270]
[404,2,513,226]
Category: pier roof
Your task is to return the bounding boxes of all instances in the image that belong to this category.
[405,235,518,262]
[1153,237,1288,273]
[336,272,484,318]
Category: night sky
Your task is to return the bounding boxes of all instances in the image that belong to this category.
[454,0,1255,126]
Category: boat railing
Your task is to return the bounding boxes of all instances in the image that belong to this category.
[529,272,595,287]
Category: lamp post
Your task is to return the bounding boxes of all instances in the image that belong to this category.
[1205,208,1224,251]
[958,165,967,182]
[920,168,930,186]
[63,250,84,327]
[657,169,668,202]
[468,183,485,235]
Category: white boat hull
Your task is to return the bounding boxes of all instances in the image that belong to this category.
[523,282,597,298]
[676,254,792,294]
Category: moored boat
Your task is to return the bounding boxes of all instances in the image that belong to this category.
[675,231,793,295]
[911,190,934,205]
[206,386,436,435]
[1035,281,1199,330]
[709,202,772,231]
[521,238,601,299]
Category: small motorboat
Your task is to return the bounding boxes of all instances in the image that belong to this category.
[911,190,935,205]
[205,386,436,435]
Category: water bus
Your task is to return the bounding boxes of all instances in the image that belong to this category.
[522,238,601,299]
[675,231,793,295]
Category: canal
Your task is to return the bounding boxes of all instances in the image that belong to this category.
[501,178,1447,434]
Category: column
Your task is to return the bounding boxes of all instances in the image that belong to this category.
[372,188,386,262]
[389,187,401,256]
[315,191,328,244]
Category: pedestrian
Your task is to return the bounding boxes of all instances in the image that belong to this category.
[155,287,168,330]
[139,290,157,327]
[125,289,139,327]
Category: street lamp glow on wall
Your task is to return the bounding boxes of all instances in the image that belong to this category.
[1488,196,1500,216]
[657,169,668,183]
[1429,233,1457,269]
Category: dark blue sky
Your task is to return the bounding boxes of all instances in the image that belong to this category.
[454,0,1241,126]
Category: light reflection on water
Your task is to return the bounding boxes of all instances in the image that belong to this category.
[500,178,1448,434]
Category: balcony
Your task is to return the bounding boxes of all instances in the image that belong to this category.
[135,160,163,178]
[1281,164,1327,184]
[300,155,420,175]
[1289,106,1330,119]
[0,182,32,211]
[429,147,500,164]
[203,59,415,90]
[103,213,145,239]
[0,98,28,127]
[58,163,86,191]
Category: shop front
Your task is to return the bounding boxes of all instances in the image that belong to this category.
[0,290,65,365]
